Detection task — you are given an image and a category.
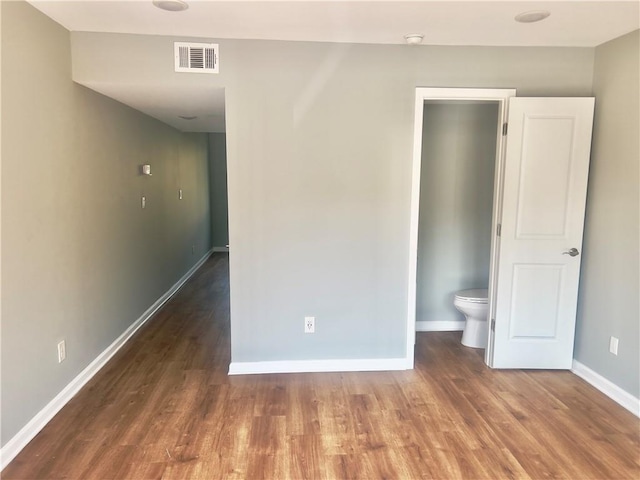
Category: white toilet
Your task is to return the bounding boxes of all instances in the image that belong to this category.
[454,288,489,348]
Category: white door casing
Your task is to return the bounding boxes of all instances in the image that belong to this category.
[490,97,595,369]
[407,88,515,366]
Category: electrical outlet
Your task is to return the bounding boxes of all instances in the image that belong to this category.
[609,336,619,355]
[141,196,146,209]
[304,316,315,334]
[179,189,183,200]
[57,340,66,363]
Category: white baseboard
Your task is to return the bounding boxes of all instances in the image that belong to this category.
[212,246,229,253]
[571,360,640,417]
[0,250,213,471]
[416,320,465,332]
[229,357,412,375]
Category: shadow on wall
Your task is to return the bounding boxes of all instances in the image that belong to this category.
[208,132,229,250]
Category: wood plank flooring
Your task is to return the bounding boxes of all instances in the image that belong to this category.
[3,253,639,479]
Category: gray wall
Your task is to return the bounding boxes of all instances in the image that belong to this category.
[70,31,595,364]
[208,133,229,248]
[1,2,211,446]
[417,102,498,324]
[575,30,640,397]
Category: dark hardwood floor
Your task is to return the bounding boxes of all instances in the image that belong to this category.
[3,253,639,479]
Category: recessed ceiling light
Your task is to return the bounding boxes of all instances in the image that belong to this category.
[153,0,189,12]
[404,34,424,46]
[515,10,551,23]
[179,115,197,120]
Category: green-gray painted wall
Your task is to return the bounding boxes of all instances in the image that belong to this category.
[70,33,595,364]
[1,1,211,446]
[208,133,229,249]
[575,29,640,398]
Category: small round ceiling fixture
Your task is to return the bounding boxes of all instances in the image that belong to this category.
[152,0,189,12]
[179,115,197,120]
[515,10,551,23]
[404,34,424,46]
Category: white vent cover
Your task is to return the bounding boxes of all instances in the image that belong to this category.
[174,42,219,73]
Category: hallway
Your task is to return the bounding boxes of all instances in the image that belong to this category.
[3,253,638,479]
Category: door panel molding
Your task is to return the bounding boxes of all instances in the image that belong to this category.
[491,97,595,369]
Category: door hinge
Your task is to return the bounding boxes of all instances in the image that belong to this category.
[502,123,508,136]
[491,319,496,332]
[496,223,502,237]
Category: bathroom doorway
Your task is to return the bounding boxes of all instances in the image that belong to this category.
[416,100,501,335]
[406,88,514,365]
[406,89,595,370]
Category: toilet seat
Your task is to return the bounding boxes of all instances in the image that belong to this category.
[454,288,488,304]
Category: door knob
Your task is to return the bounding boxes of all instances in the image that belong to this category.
[563,248,580,257]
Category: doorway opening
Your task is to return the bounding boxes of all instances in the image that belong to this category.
[406,88,516,367]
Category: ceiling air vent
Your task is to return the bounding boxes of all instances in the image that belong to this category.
[174,42,219,73]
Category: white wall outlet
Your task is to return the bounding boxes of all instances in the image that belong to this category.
[609,336,619,355]
[141,196,146,209]
[57,340,66,363]
[179,189,183,200]
[304,316,315,334]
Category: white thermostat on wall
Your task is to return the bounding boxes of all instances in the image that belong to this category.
[141,164,152,176]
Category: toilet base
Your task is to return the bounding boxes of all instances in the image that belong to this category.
[461,317,488,349]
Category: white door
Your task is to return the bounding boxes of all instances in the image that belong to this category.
[490,97,595,369]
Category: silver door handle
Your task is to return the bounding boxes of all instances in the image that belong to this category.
[563,248,580,257]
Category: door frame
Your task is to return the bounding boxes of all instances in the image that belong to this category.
[406,87,516,367]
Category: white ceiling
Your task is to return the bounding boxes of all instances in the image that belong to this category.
[92,83,227,133]
[28,1,640,47]
[27,0,640,132]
